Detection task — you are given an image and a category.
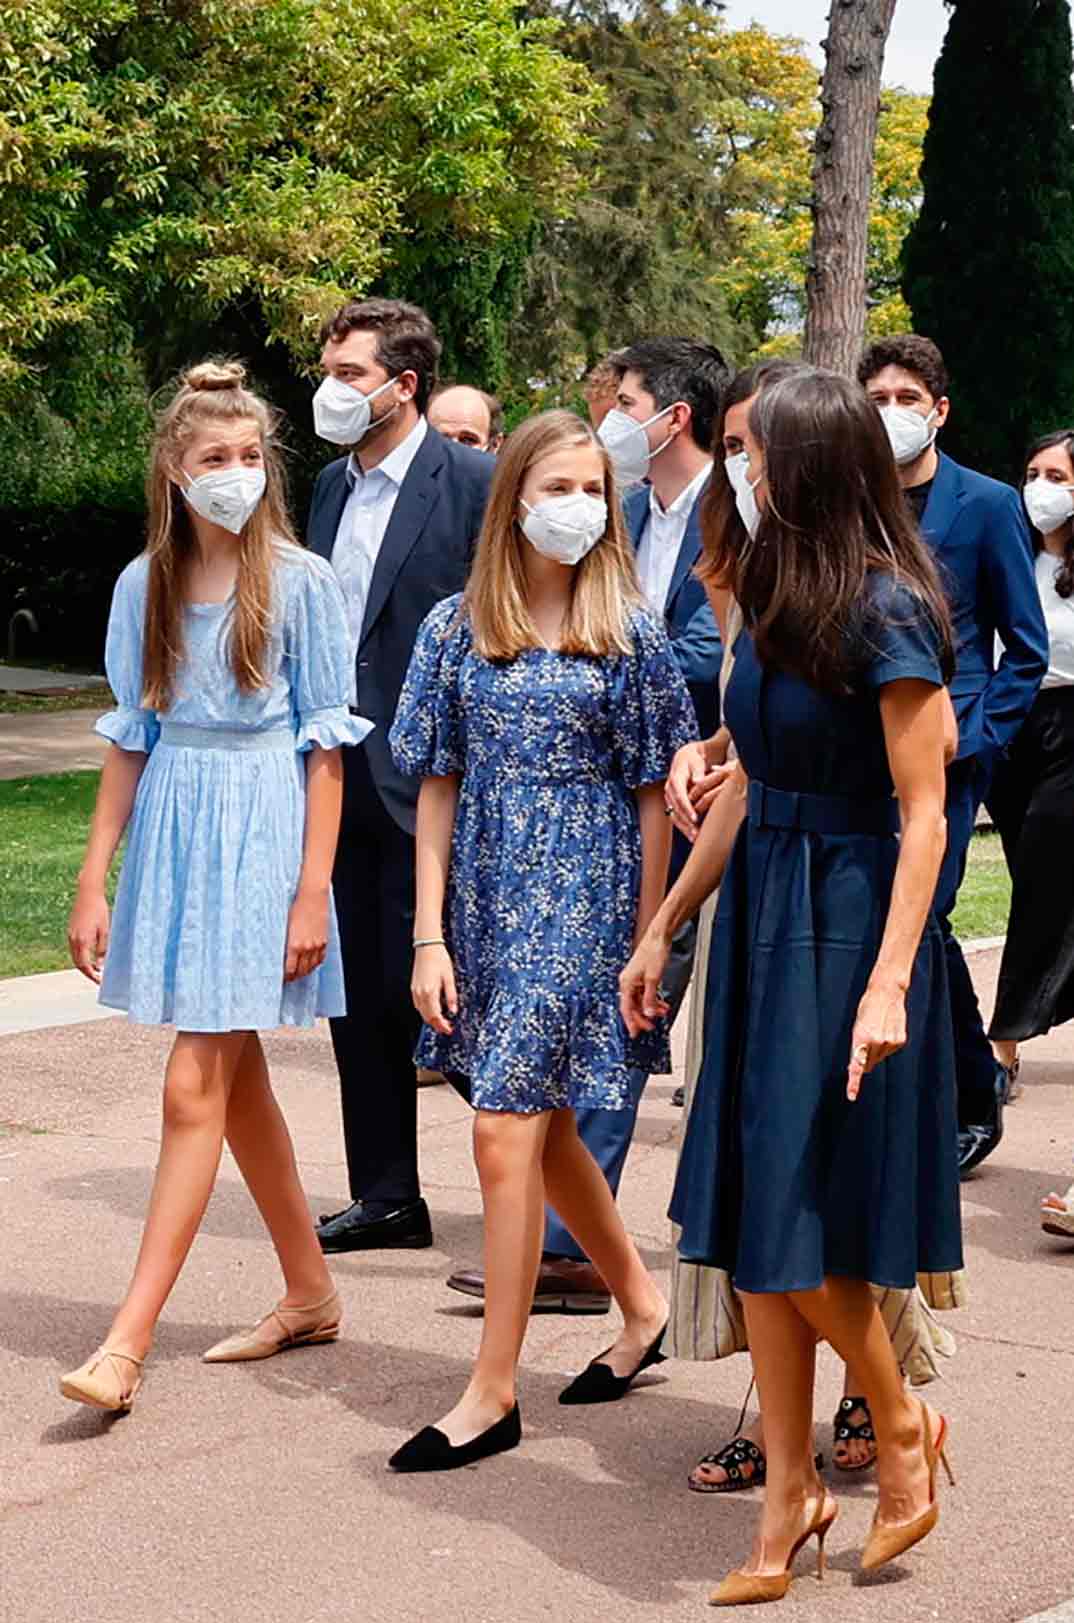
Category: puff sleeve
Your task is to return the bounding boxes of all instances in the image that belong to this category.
[611,610,699,789]
[389,595,468,777]
[860,577,945,692]
[95,557,161,754]
[287,553,374,752]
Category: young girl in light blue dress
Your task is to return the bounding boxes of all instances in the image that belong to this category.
[386,409,696,1473]
[61,361,370,1413]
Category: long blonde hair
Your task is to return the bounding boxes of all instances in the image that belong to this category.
[464,410,642,659]
[142,360,299,710]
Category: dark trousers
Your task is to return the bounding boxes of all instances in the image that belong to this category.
[936,758,1001,1125]
[543,915,698,1260]
[329,748,422,1205]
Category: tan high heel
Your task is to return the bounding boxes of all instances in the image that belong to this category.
[709,1493,839,1607]
[860,1399,955,1573]
[60,1347,144,1412]
[202,1289,342,1362]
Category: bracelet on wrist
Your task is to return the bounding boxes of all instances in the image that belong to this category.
[413,937,447,950]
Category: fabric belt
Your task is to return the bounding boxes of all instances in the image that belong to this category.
[158,722,295,752]
[747,780,899,837]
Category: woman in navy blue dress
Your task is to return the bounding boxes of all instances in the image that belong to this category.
[621,370,962,1602]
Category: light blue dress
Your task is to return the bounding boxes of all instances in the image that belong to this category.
[96,547,372,1033]
[389,596,697,1113]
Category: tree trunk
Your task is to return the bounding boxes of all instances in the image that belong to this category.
[803,0,898,375]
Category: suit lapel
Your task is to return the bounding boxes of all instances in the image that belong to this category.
[309,461,349,560]
[921,452,964,552]
[358,430,444,649]
[665,473,710,612]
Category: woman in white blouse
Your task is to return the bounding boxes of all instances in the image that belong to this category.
[989,428,1074,1234]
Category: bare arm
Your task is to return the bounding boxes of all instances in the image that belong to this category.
[847,679,947,1100]
[68,744,148,982]
[635,783,672,943]
[285,745,344,982]
[620,761,749,1035]
[411,773,460,1035]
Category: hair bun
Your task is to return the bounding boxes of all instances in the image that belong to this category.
[183,360,247,393]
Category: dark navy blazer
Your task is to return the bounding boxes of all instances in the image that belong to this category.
[921,453,1047,766]
[307,425,494,832]
[624,478,721,740]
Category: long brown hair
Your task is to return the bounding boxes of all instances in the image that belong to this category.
[1026,428,1074,596]
[142,361,299,710]
[705,367,954,692]
[463,410,642,659]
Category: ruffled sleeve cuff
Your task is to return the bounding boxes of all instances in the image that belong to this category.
[296,705,375,753]
[95,706,160,754]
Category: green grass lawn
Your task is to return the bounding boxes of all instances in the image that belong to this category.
[0,689,111,715]
[0,772,118,978]
[0,772,1016,981]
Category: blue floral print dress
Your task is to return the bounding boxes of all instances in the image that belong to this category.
[96,546,372,1033]
[389,594,697,1113]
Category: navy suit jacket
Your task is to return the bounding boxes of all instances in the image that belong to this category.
[624,479,721,740]
[921,453,1046,767]
[307,425,494,832]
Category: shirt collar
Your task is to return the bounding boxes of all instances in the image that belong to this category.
[346,415,428,490]
[648,460,712,523]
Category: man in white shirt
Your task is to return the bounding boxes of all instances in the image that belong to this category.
[306,298,494,1254]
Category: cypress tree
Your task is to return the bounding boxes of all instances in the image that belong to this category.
[902,0,1074,481]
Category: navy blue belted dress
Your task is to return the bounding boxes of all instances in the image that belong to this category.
[670,576,964,1294]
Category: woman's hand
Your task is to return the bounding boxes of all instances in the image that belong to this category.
[68,885,111,984]
[284,886,330,982]
[847,980,908,1100]
[619,927,672,1036]
[412,943,457,1035]
[665,736,733,840]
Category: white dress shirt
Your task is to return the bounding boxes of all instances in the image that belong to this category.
[634,462,712,615]
[331,416,428,657]
[1037,550,1074,689]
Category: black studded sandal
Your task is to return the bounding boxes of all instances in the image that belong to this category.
[832,1394,878,1472]
[687,1378,824,1494]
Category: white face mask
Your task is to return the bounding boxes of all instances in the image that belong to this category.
[520,493,608,566]
[598,406,676,485]
[313,373,398,446]
[182,466,266,535]
[879,403,939,466]
[1024,479,1074,536]
[735,472,763,540]
[724,450,750,492]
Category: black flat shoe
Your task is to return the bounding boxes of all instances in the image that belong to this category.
[317,1199,433,1253]
[388,1404,521,1472]
[558,1323,667,1405]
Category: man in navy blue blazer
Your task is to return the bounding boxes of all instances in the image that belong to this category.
[446,337,728,1312]
[861,335,1047,1176]
[306,298,494,1253]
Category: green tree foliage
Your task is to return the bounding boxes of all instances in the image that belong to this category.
[512,0,743,400]
[903,0,1074,480]
[0,0,599,397]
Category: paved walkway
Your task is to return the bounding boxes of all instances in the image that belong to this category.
[0,664,103,694]
[0,709,109,780]
[0,947,1071,1623]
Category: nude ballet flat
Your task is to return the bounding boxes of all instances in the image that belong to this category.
[709,1493,838,1607]
[860,1400,954,1573]
[60,1347,144,1412]
[202,1290,342,1362]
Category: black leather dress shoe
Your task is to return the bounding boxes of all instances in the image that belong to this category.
[389,1404,521,1472]
[671,1086,686,1108]
[317,1199,433,1253]
[958,1065,1007,1179]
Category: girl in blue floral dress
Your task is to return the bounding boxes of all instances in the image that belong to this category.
[387,410,697,1472]
[61,363,370,1414]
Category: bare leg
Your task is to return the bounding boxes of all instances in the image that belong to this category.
[222,1034,334,1325]
[736,1292,834,1577]
[991,1038,1018,1070]
[434,1109,552,1447]
[540,1107,665,1376]
[105,1032,249,1363]
[790,1277,940,1530]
